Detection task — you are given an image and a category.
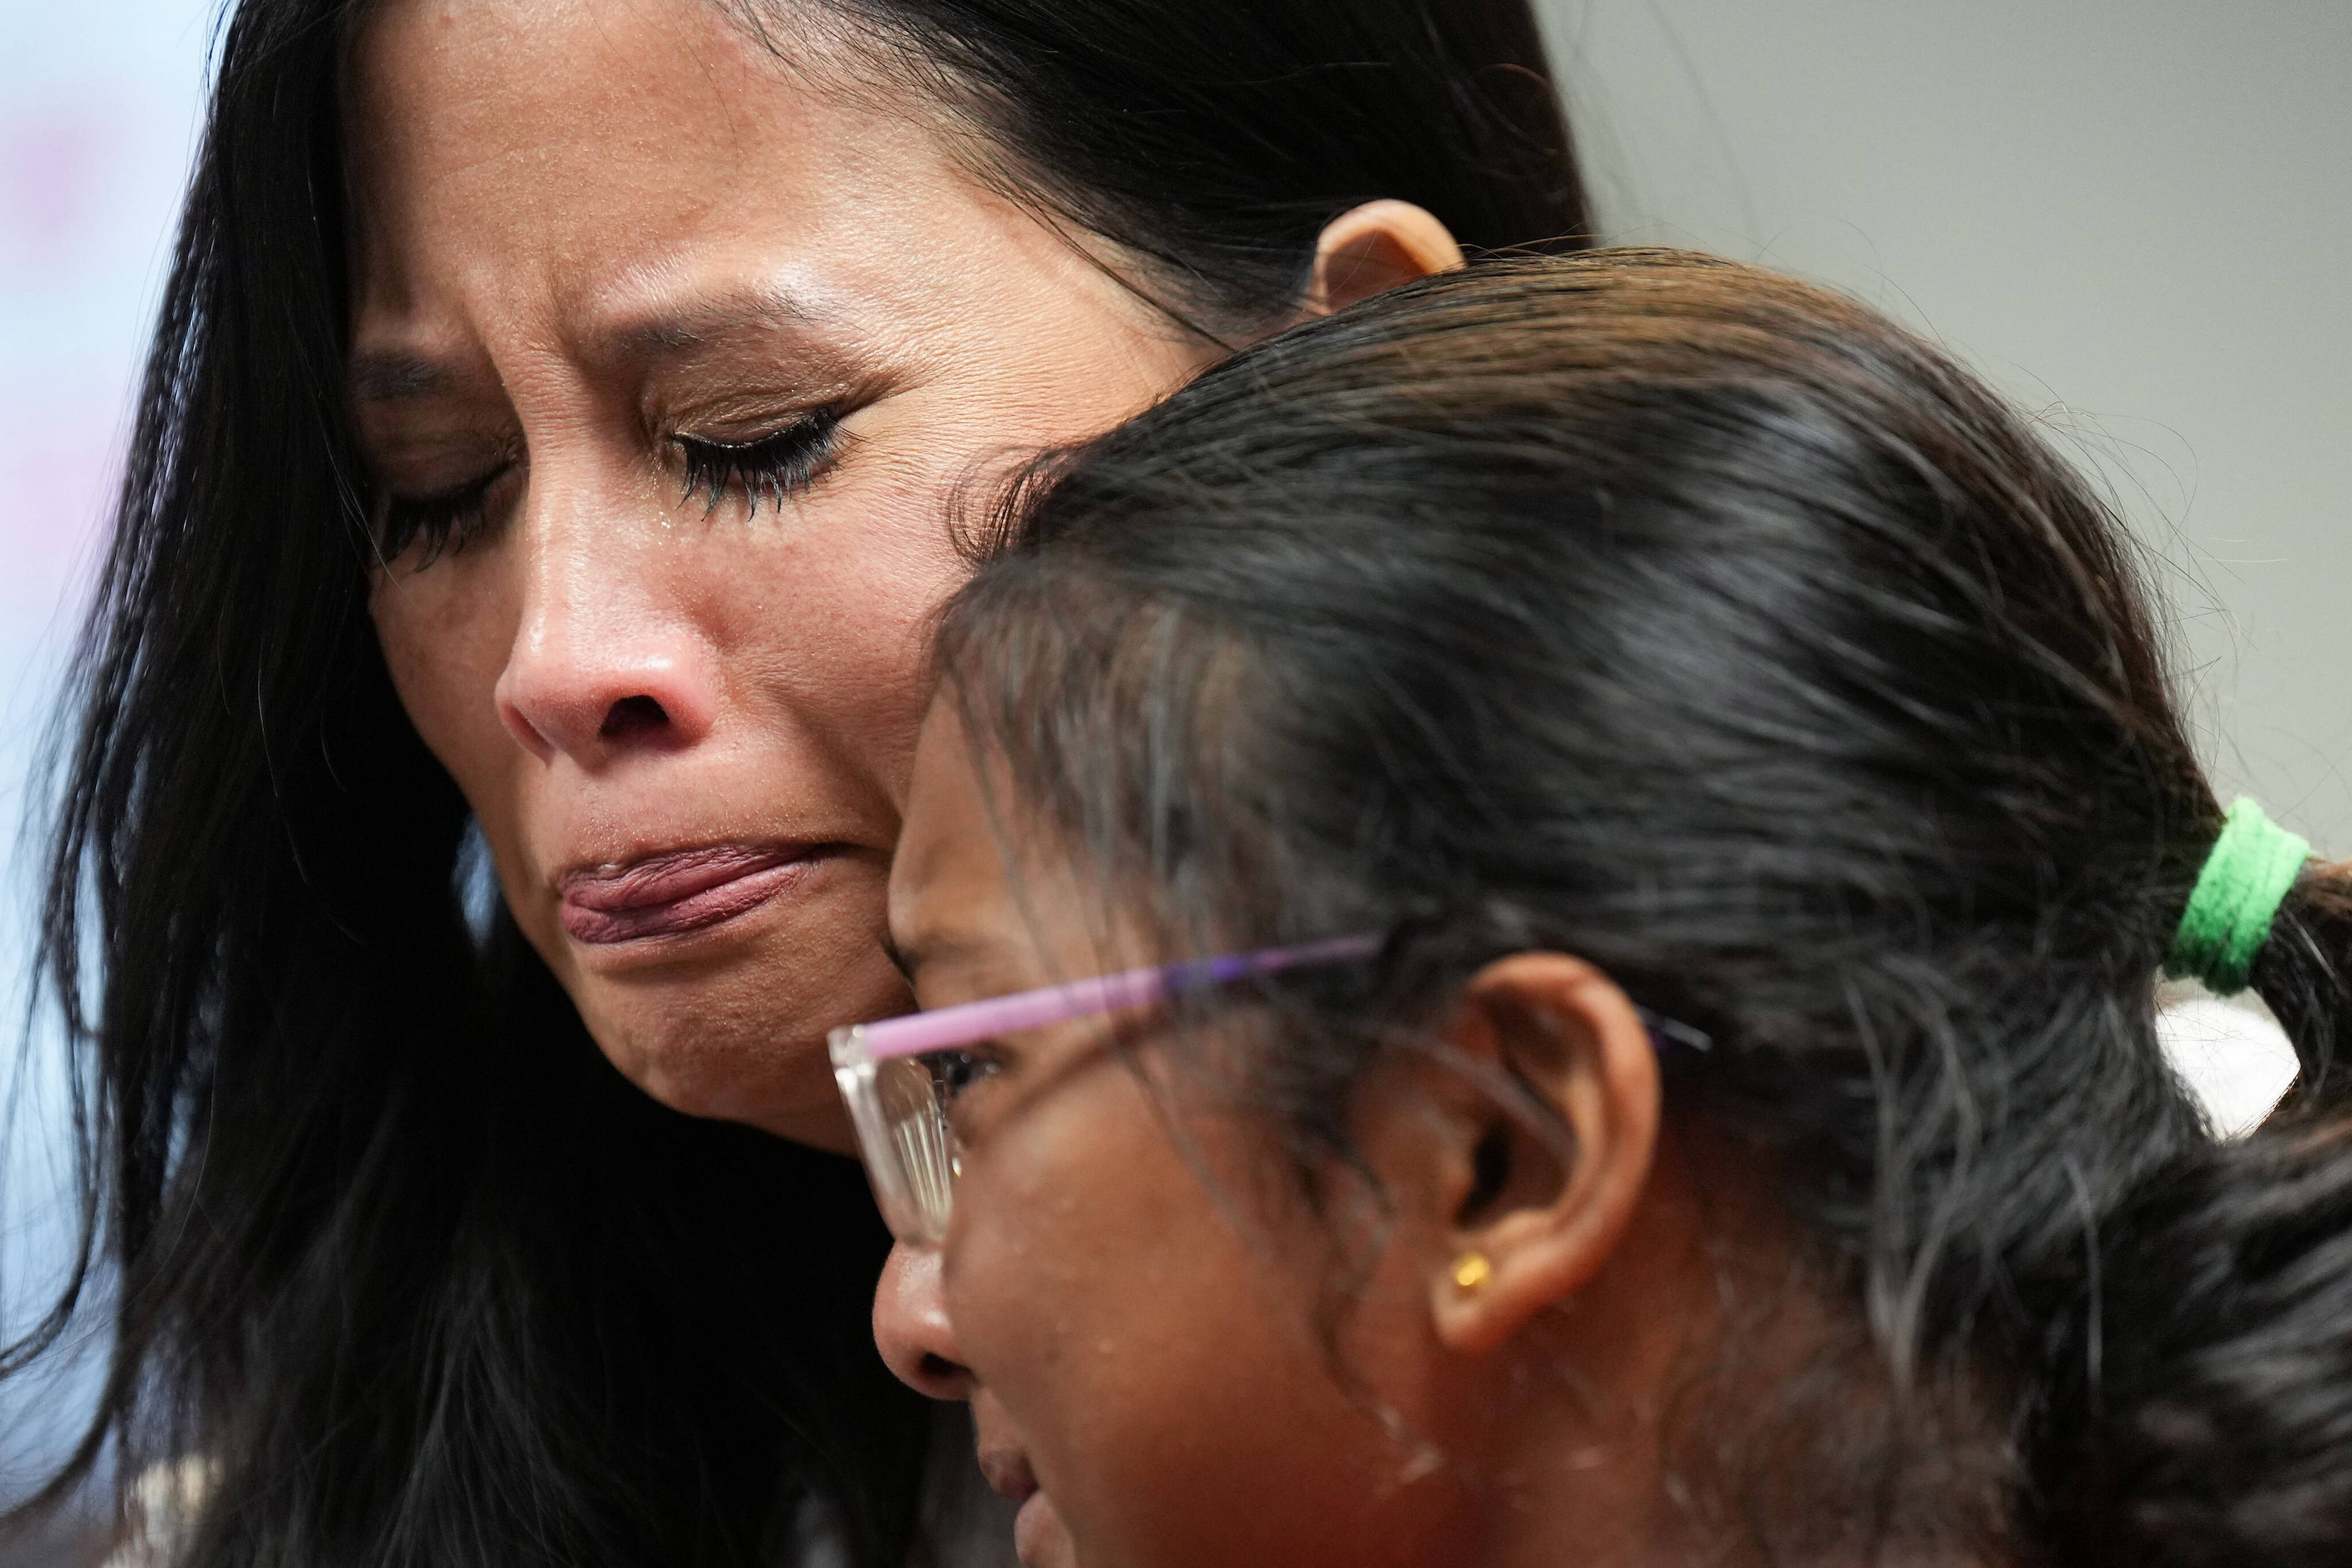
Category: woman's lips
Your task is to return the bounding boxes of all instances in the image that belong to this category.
[554,843,825,945]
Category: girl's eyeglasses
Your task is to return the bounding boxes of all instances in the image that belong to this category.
[829,933,1383,1246]
[830,931,1712,1247]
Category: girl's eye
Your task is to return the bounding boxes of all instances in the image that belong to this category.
[374,468,508,566]
[675,406,843,518]
[926,1046,1004,1106]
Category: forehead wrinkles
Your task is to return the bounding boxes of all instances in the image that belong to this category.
[340,0,957,381]
[343,0,836,275]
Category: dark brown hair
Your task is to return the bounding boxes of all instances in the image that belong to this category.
[938,250,2352,1565]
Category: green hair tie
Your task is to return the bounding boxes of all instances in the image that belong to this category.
[2165,797,2309,996]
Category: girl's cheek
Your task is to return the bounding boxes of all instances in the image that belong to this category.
[947,1078,1148,1364]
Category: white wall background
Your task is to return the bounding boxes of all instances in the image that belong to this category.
[1544,0,2352,850]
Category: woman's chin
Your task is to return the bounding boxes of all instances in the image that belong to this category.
[561,948,896,1154]
[638,1050,862,1152]
[495,857,903,1148]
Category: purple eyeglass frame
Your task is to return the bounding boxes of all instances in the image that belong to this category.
[828,933,1383,1244]
[828,930,1711,1246]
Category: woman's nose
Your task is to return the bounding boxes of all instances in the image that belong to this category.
[492,508,721,766]
[873,1242,975,1401]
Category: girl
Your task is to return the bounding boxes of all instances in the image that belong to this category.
[842,251,2352,1567]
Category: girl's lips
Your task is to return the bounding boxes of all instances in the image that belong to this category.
[554,842,826,945]
[1012,1490,1066,1568]
[979,1450,1065,1566]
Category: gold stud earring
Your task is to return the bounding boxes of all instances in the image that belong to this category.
[1450,1251,1493,1292]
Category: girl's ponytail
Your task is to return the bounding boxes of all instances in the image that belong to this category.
[2248,861,2352,1108]
[2061,1105,2352,1566]
[2050,842,2352,1565]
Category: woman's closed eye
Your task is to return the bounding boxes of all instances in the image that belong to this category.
[675,405,843,518]
[373,466,514,566]
[370,406,846,569]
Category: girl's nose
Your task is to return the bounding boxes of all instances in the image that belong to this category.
[873,1242,975,1401]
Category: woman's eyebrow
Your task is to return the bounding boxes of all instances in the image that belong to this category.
[602,281,830,359]
[348,286,847,405]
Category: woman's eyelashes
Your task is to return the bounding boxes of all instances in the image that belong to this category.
[373,468,510,567]
[675,405,843,518]
[369,406,847,568]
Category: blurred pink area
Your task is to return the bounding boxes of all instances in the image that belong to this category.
[2,3,215,1501]
[3,50,207,656]
[0,393,116,635]
[2,94,140,652]
[3,102,117,271]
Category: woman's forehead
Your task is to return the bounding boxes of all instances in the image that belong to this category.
[342,0,973,333]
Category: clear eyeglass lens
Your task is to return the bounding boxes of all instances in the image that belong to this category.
[875,1055,957,1237]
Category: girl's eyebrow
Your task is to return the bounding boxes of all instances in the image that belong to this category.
[883,925,994,987]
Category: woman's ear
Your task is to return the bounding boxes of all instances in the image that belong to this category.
[1304,200,1466,316]
[1423,953,1662,1356]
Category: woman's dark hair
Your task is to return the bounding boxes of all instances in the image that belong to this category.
[8,1,1590,1563]
[935,251,2352,1566]
[779,0,1586,332]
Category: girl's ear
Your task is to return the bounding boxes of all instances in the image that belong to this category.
[1304,200,1466,316]
[1422,953,1662,1355]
